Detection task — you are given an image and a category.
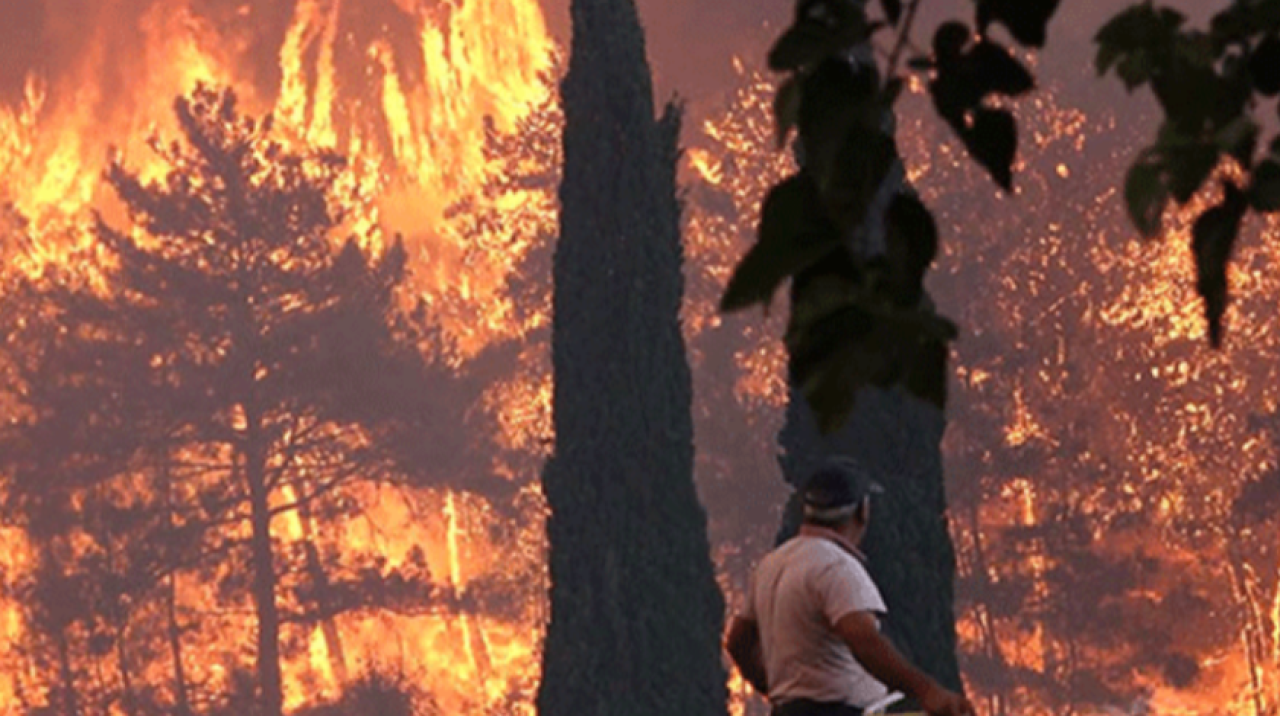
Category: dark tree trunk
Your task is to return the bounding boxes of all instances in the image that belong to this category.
[776,92,963,687]
[536,0,728,714]
[777,387,963,692]
[298,497,349,685]
[56,629,80,716]
[162,464,193,716]
[245,427,283,716]
[166,574,192,716]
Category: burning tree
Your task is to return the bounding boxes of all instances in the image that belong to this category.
[0,86,470,716]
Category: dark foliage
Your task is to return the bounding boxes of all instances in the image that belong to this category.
[720,0,1057,433]
[1097,0,1280,348]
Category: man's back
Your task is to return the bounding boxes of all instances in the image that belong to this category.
[749,535,891,708]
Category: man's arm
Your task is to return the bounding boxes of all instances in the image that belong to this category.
[833,611,975,716]
[724,615,769,696]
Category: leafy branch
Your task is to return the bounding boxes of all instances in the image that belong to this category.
[720,0,1280,433]
[719,0,1059,432]
[1096,0,1280,347]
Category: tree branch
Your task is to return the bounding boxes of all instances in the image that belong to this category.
[886,0,926,78]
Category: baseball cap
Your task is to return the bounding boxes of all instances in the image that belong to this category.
[802,457,884,522]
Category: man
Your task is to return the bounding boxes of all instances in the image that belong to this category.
[725,459,975,716]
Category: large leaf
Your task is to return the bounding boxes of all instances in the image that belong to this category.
[903,336,951,410]
[964,108,1018,191]
[1249,160,1280,212]
[1192,182,1248,347]
[880,0,903,25]
[884,193,939,306]
[769,0,870,71]
[976,0,1061,48]
[821,128,899,230]
[798,58,881,170]
[1159,137,1219,204]
[1124,151,1170,237]
[1094,4,1186,85]
[720,175,842,312]
[787,298,957,432]
[1215,116,1259,165]
[774,77,803,149]
[1250,35,1280,96]
[967,42,1036,98]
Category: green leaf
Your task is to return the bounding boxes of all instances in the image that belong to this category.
[1215,116,1259,165]
[821,128,899,230]
[934,22,972,62]
[880,0,903,25]
[787,298,958,432]
[968,41,1036,97]
[1250,35,1280,96]
[1192,181,1248,348]
[1124,152,1170,238]
[720,175,842,312]
[798,58,881,163]
[964,108,1018,191]
[903,336,951,410]
[907,56,936,71]
[1162,141,1218,204]
[769,1,871,71]
[976,0,1061,48]
[1095,4,1185,84]
[1249,160,1280,212]
[774,77,803,149]
[885,193,939,306]
[882,78,906,106]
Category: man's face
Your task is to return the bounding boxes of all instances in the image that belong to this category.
[842,497,871,545]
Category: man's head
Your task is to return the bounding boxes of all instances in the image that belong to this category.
[801,457,884,543]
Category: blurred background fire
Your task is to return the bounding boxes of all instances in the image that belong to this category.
[0,0,1277,714]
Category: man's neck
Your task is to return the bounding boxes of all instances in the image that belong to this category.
[798,523,868,563]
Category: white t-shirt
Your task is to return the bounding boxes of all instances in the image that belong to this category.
[743,535,891,707]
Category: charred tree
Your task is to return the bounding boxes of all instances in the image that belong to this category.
[536,0,728,714]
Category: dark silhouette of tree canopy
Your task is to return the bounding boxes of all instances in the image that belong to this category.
[720,0,1280,434]
[0,85,470,716]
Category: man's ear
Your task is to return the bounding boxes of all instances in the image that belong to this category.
[856,497,871,525]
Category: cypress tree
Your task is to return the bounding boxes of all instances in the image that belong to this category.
[536,0,728,713]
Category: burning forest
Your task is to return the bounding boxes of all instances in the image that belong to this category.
[0,0,1278,715]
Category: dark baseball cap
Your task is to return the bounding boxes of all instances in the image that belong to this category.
[802,457,884,519]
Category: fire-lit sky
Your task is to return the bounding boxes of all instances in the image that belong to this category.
[2,0,1279,715]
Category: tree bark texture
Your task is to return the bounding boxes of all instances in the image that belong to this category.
[537,0,729,714]
[777,387,963,691]
[245,430,284,716]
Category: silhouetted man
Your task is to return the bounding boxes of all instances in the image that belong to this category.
[725,458,975,716]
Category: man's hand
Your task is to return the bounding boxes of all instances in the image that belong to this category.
[724,615,769,696]
[918,682,976,716]
[834,612,975,716]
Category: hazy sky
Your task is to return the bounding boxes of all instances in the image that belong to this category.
[541,0,1211,117]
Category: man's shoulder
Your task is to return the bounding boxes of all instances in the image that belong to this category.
[768,535,855,571]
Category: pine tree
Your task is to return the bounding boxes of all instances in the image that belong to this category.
[0,85,456,716]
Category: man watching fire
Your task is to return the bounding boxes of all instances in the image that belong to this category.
[725,458,976,716]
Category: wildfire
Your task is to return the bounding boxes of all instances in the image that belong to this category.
[1,1,555,714]
[4,1,1280,715]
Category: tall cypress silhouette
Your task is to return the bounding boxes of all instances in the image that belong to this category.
[536,0,728,713]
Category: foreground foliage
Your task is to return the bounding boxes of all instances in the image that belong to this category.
[721,0,1280,432]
